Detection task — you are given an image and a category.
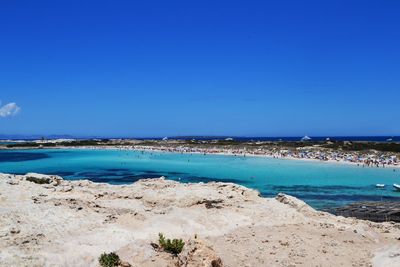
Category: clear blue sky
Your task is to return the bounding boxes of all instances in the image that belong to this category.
[1,0,399,137]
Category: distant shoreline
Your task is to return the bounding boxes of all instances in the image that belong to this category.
[1,135,400,142]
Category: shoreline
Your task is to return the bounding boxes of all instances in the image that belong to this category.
[2,144,400,169]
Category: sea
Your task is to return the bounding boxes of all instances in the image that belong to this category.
[0,148,399,210]
[1,135,399,142]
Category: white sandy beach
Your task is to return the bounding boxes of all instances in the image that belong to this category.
[4,143,399,169]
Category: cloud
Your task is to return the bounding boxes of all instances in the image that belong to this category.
[0,102,21,117]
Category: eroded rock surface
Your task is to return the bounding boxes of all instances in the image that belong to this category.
[1,173,399,267]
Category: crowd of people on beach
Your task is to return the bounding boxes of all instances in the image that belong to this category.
[130,145,399,168]
[4,140,397,169]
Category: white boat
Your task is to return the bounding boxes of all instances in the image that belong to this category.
[301,135,312,141]
[393,184,400,191]
[376,184,385,188]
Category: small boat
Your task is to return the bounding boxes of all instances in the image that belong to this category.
[376,184,385,188]
[393,184,400,191]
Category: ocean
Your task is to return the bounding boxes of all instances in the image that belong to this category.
[1,135,399,142]
[0,148,399,210]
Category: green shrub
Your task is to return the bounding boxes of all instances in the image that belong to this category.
[99,252,120,267]
[158,233,185,255]
[26,176,51,184]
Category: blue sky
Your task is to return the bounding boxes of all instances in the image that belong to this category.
[1,0,399,137]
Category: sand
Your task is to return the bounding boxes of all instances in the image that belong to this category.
[1,173,399,267]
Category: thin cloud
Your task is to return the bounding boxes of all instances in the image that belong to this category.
[0,102,21,117]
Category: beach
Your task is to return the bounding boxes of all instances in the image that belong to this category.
[51,144,400,171]
[1,172,400,266]
[128,142,400,169]
[4,136,400,169]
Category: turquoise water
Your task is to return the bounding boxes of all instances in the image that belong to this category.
[0,141,18,145]
[1,149,399,210]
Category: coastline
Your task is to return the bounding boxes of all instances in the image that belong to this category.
[2,144,399,169]
[1,172,399,266]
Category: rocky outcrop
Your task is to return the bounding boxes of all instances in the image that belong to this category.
[1,173,399,267]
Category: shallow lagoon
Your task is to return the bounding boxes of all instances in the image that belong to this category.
[1,148,399,209]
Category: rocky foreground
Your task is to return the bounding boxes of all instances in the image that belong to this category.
[1,173,400,267]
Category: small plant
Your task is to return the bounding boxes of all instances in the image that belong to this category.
[158,233,185,255]
[99,252,120,267]
[26,176,51,184]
